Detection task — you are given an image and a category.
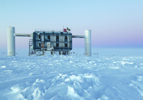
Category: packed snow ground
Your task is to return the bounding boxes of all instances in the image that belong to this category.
[0,48,143,100]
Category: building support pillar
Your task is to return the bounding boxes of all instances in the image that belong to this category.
[85,30,91,56]
[7,26,15,56]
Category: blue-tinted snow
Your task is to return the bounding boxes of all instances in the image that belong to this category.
[0,48,143,100]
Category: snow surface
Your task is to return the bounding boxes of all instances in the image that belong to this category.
[0,48,143,100]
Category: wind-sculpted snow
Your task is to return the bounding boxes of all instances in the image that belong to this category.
[0,48,143,100]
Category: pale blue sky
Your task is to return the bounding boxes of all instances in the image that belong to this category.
[0,0,143,49]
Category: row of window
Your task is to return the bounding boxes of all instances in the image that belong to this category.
[38,43,68,48]
[56,43,68,47]
[38,35,68,40]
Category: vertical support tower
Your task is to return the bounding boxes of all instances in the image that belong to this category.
[7,26,15,56]
[85,30,91,56]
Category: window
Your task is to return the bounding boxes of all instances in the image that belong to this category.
[65,44,67,47]
[56,43,59,47]
[48,35,50,40]
[39,35,41,39]
[56,36,59,40]
[38,43,41,47]
[65,36,67,41]
[56,36,59,42]
[60,32,63,35]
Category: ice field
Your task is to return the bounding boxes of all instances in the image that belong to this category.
[0,48,143,100]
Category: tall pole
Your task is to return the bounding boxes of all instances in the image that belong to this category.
[7,26,15,56]
[85,30,91,56]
